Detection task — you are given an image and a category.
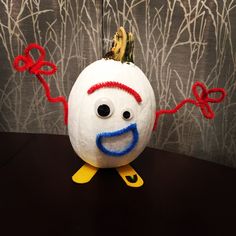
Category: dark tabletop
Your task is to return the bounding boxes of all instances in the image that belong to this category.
[0,132,236,236]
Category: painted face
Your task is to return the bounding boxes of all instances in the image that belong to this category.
[68,59,156,168]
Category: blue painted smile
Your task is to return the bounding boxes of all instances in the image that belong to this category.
[96,123,139,157]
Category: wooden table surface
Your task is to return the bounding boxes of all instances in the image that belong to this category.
[0,132,236,236]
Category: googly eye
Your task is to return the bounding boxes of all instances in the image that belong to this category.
[122,108,133,120]
[95,98,114,119]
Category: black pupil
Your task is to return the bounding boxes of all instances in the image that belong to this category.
[97,104,110,117]
[123,111,131,119]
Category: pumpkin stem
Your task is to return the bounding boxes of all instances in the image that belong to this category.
[104,27,134,63]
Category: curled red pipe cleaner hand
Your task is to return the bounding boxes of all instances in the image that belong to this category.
[153,81,226,130]
[13,43,68,125]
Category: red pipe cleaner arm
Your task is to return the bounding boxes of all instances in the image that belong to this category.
[153,81,226,130]
[13,43,68,125]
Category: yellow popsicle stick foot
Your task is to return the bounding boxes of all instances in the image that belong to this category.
[116,164,144,188]
[72,163,98,184]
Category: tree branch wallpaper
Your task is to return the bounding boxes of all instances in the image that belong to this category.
[0,0,235,167]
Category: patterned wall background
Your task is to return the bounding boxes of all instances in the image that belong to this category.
[0,0,236,167]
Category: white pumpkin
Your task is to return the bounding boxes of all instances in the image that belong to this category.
[68,59,156,168]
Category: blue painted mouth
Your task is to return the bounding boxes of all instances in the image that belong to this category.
[96,123,139,157]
